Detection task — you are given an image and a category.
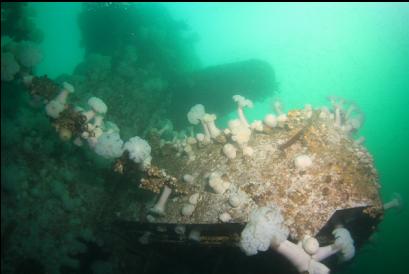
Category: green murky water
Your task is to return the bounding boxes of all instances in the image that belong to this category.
[2,3,408,274]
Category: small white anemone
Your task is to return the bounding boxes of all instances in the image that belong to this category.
[264,114,278,128]
[196,133,205,142]
[272,99,287,127]
[146,215,156,223]
[203,113,221,138]
[73,137,83,147]
[208,172,230,194]
[304,104,313,119]
[251,120,263,132]
[277,114,288,127]
[86,125,104,148]
[302,236,320,255]
[219,212,232,223]
[319,107,331,119]
[45,99,65,119]
[184,144,195,161]
[229,119,251,148]
[53,81,74,108]
[188,229,201,242]
[229,194,241,208]
[44,82,75,119]
[294,155,313,170]
[228,119,242,130]
[187,104,210,139]
[149,186,172,216]
[328,96,344,128]
[186,136,197,145]
[233,95,253,127]
[84,96,107,122]
[273,100,284,115]
[223,143,237,160]
[181,204,195,216]
[312,227,356,263]
[183,174,194,184]
[157,119,173,136]
[242,146,254,157]
[333,227,355,262]
[189,193,200,205]
[175,225,186,236]
[383,193,403,210]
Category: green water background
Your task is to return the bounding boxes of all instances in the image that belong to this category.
[33,3,409,273]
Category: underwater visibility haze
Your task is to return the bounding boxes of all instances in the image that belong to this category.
[1,2,409,274]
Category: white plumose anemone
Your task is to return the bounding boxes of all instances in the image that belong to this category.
[124,136,152,169]
[240,206,289,256]
[240,206,330,274]
[187,104,210,139]
[94,132,124,159]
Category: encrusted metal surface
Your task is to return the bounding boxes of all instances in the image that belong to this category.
[143,109,383,240]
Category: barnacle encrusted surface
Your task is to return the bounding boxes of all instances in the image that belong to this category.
[146,109,382,240]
